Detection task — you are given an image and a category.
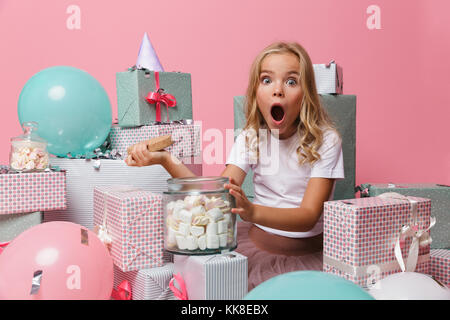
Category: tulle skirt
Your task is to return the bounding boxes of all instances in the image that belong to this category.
[234,221,324,292]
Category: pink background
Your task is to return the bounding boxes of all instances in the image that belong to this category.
[1,0,449,186]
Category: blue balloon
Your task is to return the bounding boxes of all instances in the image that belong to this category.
[244,271,374,300]
[18,66,112,157]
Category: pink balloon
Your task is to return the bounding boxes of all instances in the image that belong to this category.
[0,221,113,300]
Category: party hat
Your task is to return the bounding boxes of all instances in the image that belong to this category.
[136,32,164,71]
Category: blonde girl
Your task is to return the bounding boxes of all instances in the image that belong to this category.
[126,42,344,290]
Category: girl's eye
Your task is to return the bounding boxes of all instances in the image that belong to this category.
[286,78,297,86]
[261,77,271,84]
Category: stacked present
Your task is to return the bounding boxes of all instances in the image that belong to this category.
[0,167,66,243]
[37,33,202,299]
[348,183,450,290]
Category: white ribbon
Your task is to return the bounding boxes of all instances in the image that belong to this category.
[97,186,142,247]
[377,192,435,272]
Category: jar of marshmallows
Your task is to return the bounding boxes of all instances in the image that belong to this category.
[10,122,49,172]
[164,176,237,255]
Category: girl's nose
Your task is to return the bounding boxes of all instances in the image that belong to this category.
[273,89,284,97]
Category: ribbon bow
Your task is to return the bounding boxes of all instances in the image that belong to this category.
[0,242,9,254]
[111,280,132,300]
[169,273,188,300]
[145,71,177,122]
[377,192,435,272]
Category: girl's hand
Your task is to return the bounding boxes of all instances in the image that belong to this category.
[224,177,255,222]
[125,141,168,167]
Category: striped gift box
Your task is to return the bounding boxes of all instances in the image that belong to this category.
[93,186,164,272]
[174,252,248,300]
[323,195,432,288]
[109,123,201,159]
[44,158,171,229]
[113,263,176,300]
[0,170,66,214]
[430,249,450,287]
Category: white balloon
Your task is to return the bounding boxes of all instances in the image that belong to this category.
[368,272,450,300]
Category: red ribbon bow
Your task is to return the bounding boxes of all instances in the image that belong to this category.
[111,280,132,300]
[145,71,177,122]
[0,242,9,254]
[169,273,188,300]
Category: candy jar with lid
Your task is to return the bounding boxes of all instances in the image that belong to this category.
[163,176,237,255]
[10,122,49,172]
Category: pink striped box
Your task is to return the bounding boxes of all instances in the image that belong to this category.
[93,185,164,272]
[323,195,432,288]
[0,170,66,214]
[109,123,201,159]
[430,249,450,287]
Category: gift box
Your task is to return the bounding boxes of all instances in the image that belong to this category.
[0,211,42,242]
[357,183,450,249]
[323,193,433,288]
[43,158,170,229]
[113,263,176,300]
[173,252,248,300]
[109,123,201,158]
[116,69,193,127]
[430,249,450,287]
[0,170,66,214]
[93,185,164,272]
[233,94,356,201]
[313,60,343,94]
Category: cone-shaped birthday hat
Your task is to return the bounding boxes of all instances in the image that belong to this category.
[136,32,164,71]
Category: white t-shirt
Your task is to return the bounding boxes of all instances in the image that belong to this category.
[225,128,345,238]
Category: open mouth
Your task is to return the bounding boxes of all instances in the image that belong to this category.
[270,104,285,125]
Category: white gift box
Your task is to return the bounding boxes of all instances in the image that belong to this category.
[113,263,176,300]
[44,158,170,229]
[44,157,202,230]
[313,60,343,94]
[173,252,248,300]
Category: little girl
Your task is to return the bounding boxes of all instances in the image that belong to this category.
[126,42,344,291]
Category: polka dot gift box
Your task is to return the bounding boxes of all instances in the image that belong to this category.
[323,193,433,288]
[93,185,164,272]
[430,249,450,288]
[0,170,66,214]
[109,123,201,159]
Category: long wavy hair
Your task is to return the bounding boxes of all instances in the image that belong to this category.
[243,42,337,165]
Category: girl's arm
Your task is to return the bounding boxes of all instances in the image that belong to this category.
[226,177,335,232]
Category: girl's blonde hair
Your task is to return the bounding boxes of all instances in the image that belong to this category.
[243,41,337,165]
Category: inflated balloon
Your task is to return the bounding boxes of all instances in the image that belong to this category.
[18,66,112,157]
[244,271,374,300]
[368,272,450,300]
[0,222,113,300]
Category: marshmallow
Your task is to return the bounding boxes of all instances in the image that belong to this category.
[190,205,206,217]
[178,222,190,236]
[206,222,218,235]
[217,219,228,234]
[166,215,179,231]
[198,235,207,250]
[206,207,224,222]
[219,233,227,247]
[190,225,205,237]
[223,213,231,226]
[178,209,193,224]
[192,215,210,226]
[206,234,220,249]
[167,226,178,247]
[176,236,188,250]
[186,235,198,250]
[184,195,205,209]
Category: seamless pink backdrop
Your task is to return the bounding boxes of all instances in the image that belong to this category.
[1,0,449,185]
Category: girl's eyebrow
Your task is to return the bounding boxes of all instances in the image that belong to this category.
[260,70,300,75]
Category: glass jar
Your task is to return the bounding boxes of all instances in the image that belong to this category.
[163,176,237,255]
[10,122,49,172]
